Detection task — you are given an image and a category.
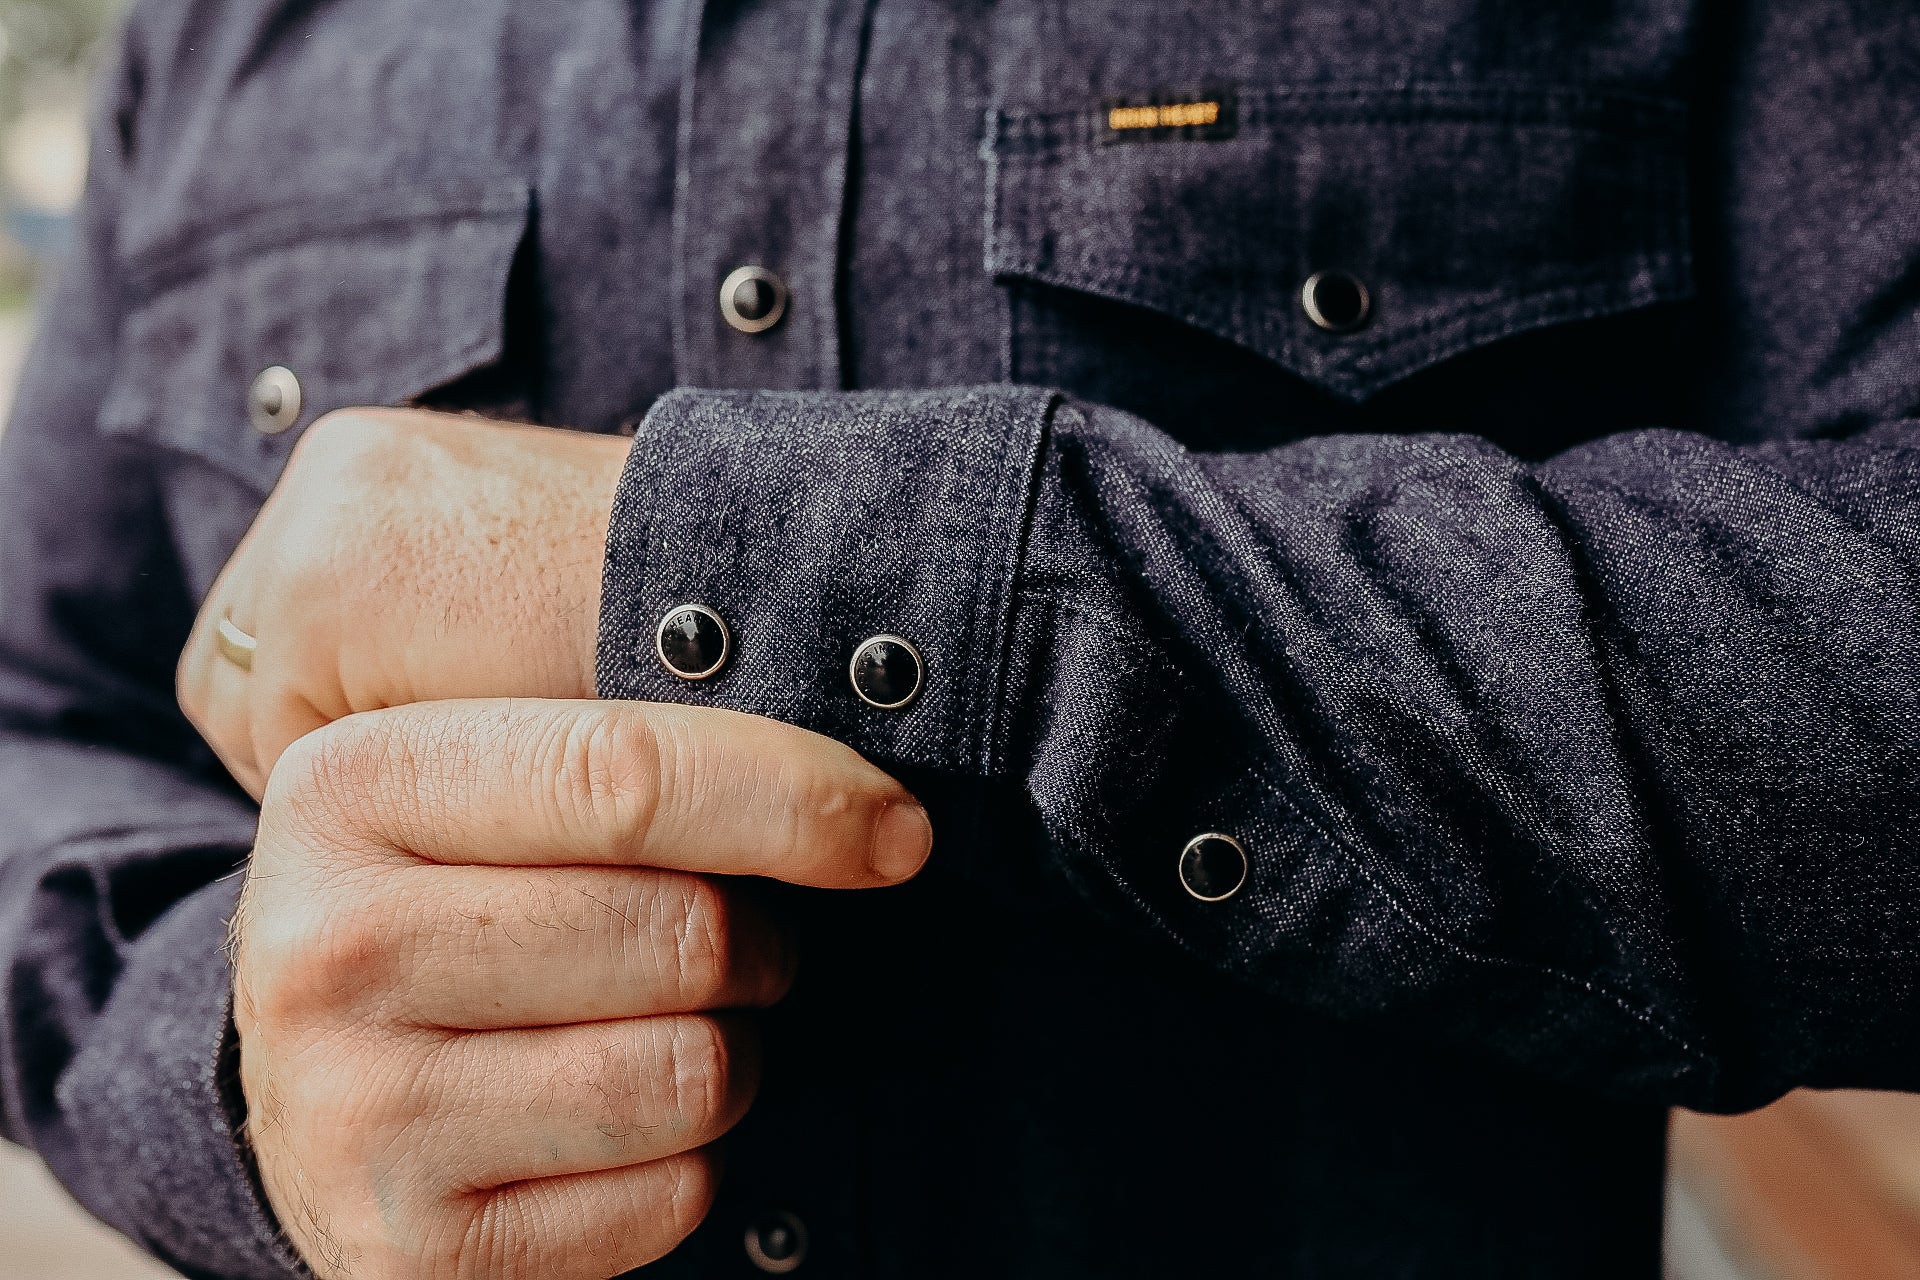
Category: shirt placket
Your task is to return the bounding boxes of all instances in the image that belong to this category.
[665,5,878,1276]
[673,0,875,392]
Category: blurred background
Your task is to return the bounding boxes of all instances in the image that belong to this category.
[0,3,1915,1279]
[0,0,110,350]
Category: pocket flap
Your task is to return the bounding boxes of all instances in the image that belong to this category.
[100,180,530,493]
[985,85,1693,402]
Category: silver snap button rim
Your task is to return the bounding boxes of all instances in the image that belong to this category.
[848,633,924,710]
[247,365,304,436]
[1300,270,1372,333]
[720,264,789,335]
[1179,831,1249,902]
[744,1210,809,1274]
[654,603,731,681]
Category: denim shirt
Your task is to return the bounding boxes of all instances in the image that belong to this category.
[4,1,1920,1276]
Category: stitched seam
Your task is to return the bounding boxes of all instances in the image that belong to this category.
[1022,255,1682,331]
[211,985,316,1275]
[120,181,528,302]
[983,396,1063,775]
[966,392,1038,770]
[825,0,882,388]
[1310,810,1709,1064]
[1013,586,1706,1064]
[99,315,517,496]
[989,257,1692,394]
[995,253,1684,336]
[600,392,678,697]
[666,0,709,384]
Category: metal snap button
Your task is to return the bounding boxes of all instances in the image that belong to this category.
[849,634,924,710]
[1179,832,1249,902]
[720,265,789,334]
[654,604,730,681]
[1301,270,1371,332]
[745,1210,808,1273]
[246,365,303,435]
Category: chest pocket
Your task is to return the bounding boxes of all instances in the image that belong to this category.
[99,178,530,496]
[986,84,1692,413]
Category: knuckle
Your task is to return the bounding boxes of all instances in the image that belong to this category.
[294,408,384,469]
[665,877,733,1005]
[752,732,903,869]
[450,1146,719,1279]
[192,699,251,773]
[551,708,661,852]
[781,767,886,871]
[241,896,399,1030]
[662,1015,731,1132]
[278,414,387,534]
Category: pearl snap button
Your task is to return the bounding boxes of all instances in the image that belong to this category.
[654,604,730,681]
[720,264,789,334]
[1179,832,1249,902]
[246,365,303,435]
[849,634,924,710]
[1301,269,1371,332]
[745,1210,808,1273]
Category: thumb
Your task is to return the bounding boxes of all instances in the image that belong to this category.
[264,698,933,888]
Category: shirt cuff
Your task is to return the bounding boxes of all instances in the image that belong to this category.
[59,875,309,1280]
[597,386,1053,775]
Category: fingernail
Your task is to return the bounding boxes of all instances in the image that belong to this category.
[871,802,933,881]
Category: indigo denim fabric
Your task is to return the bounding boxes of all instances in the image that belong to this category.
[3,0,1920,1276]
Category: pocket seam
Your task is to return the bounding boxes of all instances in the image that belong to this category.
[101,183,531,495]
[985,82,1693,401]
[119,177,528,305]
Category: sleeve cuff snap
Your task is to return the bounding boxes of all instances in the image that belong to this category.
[597,385,1054,775]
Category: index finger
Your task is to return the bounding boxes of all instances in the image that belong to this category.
[261,699,931,888]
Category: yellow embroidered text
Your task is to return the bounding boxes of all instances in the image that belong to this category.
[1108,101,1222,131]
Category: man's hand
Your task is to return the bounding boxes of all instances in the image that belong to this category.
[236,697,931,1279]
[178,408,631,798]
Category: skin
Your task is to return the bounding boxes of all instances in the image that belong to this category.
[179,411,929,1279]
[179,407,632,799]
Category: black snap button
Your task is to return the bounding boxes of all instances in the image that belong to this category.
[849,634,924,710]
[1301,270,1371,332]
[1179,833,1249,902]
[720,265,789,334]
[745,1210,808,1273]
[247,365,303,435]
[654,604,730,681]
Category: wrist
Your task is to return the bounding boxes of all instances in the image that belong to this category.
[450,417,628,702]
[573,431,631,697]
